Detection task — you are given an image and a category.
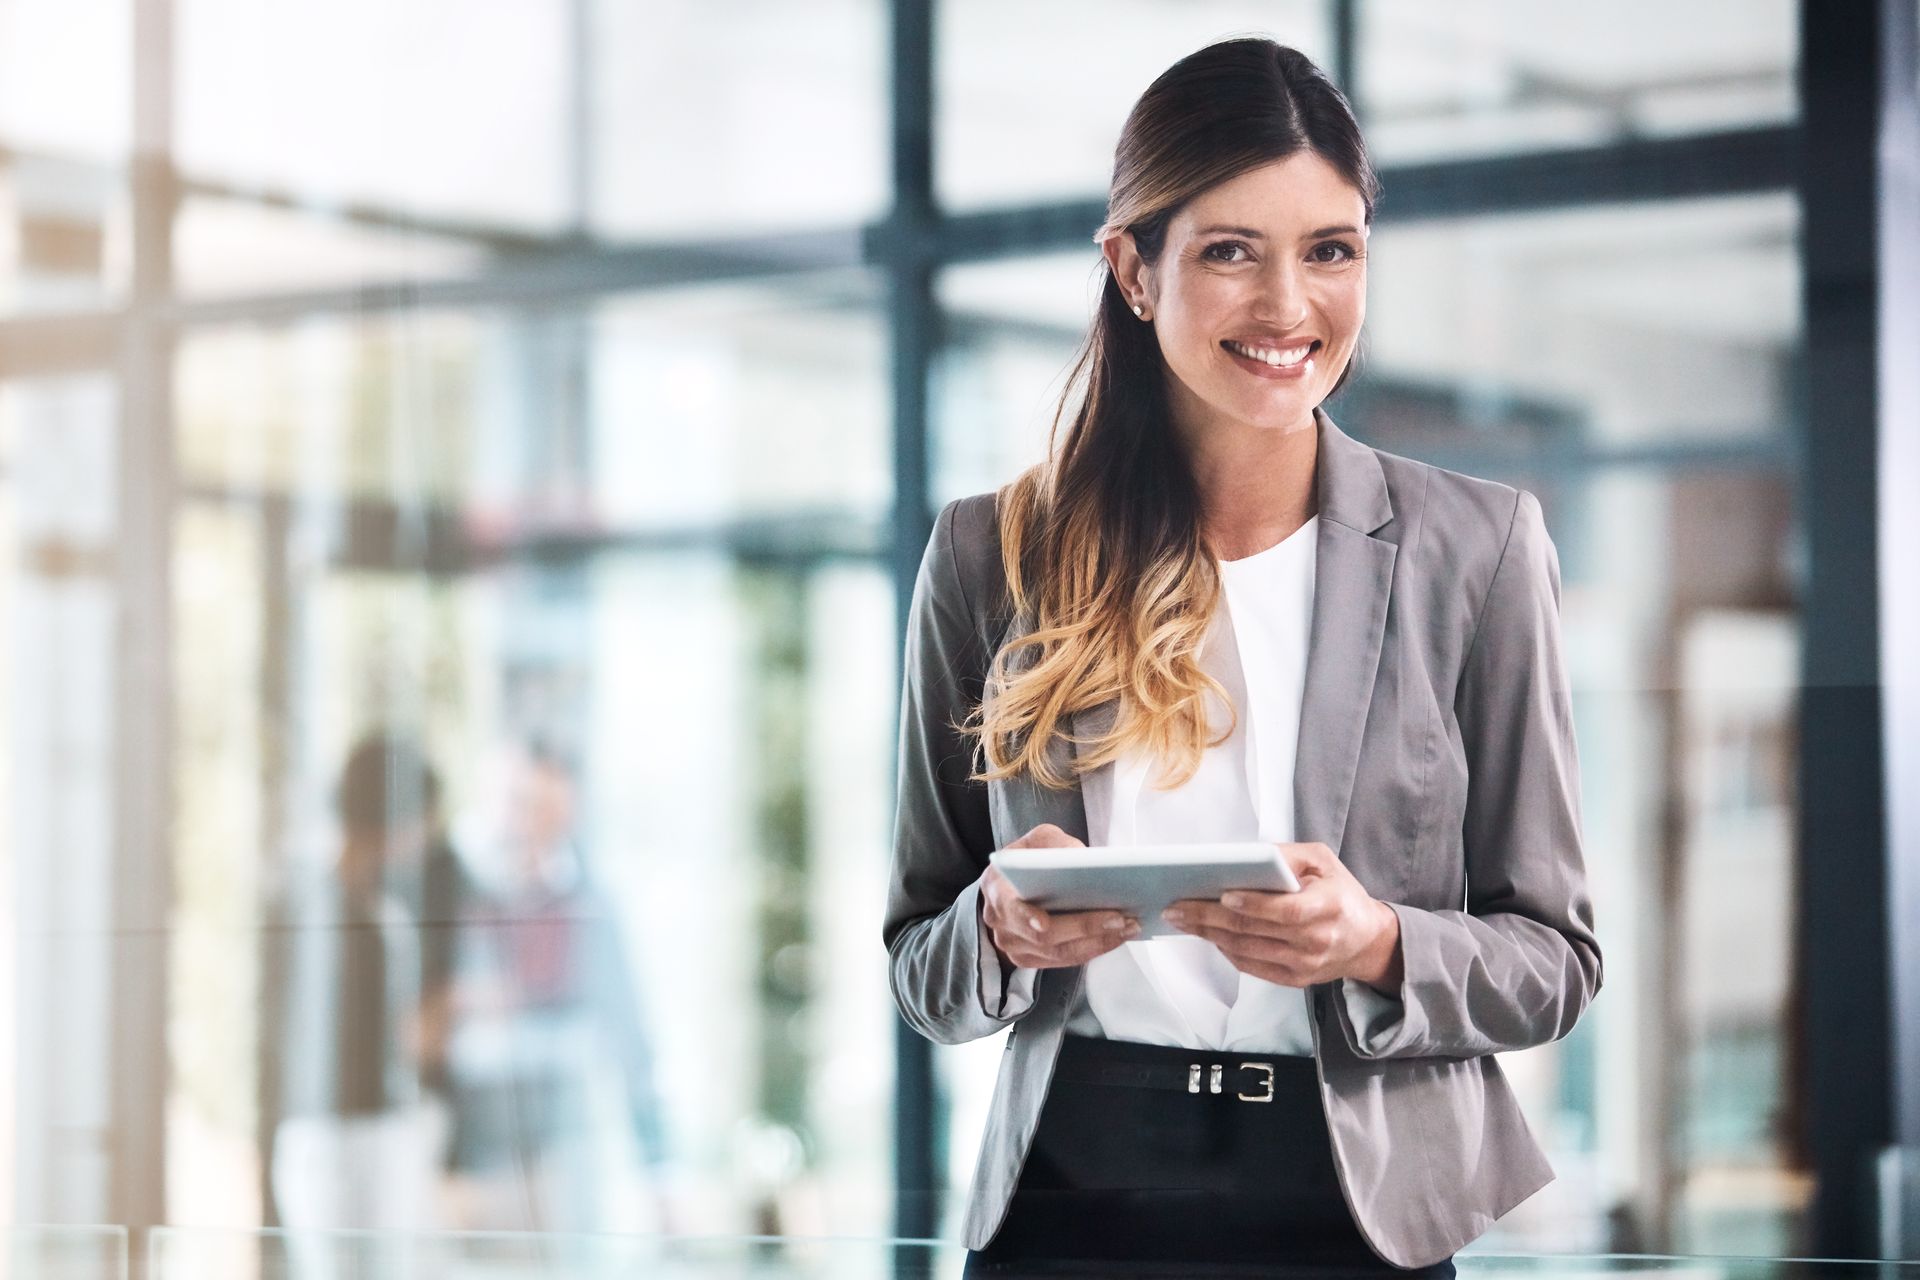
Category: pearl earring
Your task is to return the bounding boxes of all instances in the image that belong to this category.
[1132,303,1145,318]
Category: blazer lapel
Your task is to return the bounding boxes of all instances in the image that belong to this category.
[1293,408,1398,852]
[1028,689,1117,845]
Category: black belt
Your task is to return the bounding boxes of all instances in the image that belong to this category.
[1048,1034,1320,1103]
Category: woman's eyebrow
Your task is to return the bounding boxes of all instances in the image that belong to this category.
[1193,223,1361,239]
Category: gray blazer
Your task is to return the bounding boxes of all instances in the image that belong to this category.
[882,406,1602,1269]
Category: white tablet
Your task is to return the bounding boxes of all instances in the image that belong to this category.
[988,841,1302,939]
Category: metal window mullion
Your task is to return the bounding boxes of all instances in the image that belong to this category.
[887,0,941,1247]
[1794,0,1920,1258]
[109,0,178,1258]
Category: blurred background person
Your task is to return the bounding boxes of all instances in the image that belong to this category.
[256,731,461,1232]
[441,738,672,1232]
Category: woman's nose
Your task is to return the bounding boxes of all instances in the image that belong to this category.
[1255,259,1312,328]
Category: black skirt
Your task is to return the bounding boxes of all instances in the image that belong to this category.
[965,1034,1456,1278]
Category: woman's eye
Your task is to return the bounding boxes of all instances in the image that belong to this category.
[1203,241,1249,262]
[1312,241,1360,263]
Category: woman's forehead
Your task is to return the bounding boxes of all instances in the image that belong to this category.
[1175,155,1367,236]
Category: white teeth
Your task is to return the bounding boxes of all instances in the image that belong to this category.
[1227,339,1313,367]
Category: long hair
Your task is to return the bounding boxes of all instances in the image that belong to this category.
[961,37,1381,792]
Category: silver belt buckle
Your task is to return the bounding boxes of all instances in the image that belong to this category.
[1236,1061,1276,1103]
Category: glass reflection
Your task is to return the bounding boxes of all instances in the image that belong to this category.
[159,274,894,1239]
[439,739,670,1232]
[258,734,453,1232]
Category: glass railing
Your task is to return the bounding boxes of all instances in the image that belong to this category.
[149,1230,915,1279]
[137,1230,1920,1280]
[4,1226,128,1280]
[1446,1258,1919,1280]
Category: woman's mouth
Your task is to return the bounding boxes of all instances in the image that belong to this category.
[1222,338,1319,379]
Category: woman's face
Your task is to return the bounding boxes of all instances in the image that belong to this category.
[1106,152,1369,444]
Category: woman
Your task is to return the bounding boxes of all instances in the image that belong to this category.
[883,37,1601,1276]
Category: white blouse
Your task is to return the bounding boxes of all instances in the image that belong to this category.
[979,515,1404,1054]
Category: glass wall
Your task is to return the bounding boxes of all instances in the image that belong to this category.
[0,0,132,318]
[1357,0,1796,162]
[935,1,1331,208]
[158,283,899,1236]
[4,0,900,1243]
[0,372,122,1223]
[0,0,1833,1259]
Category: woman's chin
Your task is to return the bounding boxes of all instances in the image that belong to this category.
[1172,379,1321,439]
[1236,394,1320,434]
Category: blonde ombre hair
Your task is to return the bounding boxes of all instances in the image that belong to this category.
[960,38,1380,792]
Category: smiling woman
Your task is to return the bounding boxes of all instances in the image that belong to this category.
[1105,157,1369,444]
[964,42,1383,798]
[884,35,1601,1277]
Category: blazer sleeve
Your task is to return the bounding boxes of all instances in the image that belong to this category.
[1332,488,1603,1060]
[883,497,1035,1044]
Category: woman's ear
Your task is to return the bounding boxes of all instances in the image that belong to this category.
[1101,230,1154,319]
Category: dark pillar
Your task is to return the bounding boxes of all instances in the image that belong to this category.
[1871,0,1920,1259]
[1330,0,1359,120]
[1795,0,1920,1258]
[887,0,943,1245]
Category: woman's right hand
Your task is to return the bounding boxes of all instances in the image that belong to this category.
[979,823,1140,969]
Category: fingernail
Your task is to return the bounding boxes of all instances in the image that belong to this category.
[1221,893,1245,909]
[1162,907,1187,922]
[1105,917,1129,932]
[1027,915,1043,931]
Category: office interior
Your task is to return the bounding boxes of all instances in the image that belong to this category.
[0,0,1916,1266]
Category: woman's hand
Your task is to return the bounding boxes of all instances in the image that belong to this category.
[1162,842,1403,991]
[979,823,1141,970]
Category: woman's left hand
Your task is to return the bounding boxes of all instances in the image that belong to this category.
[1162,842,1404,992]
